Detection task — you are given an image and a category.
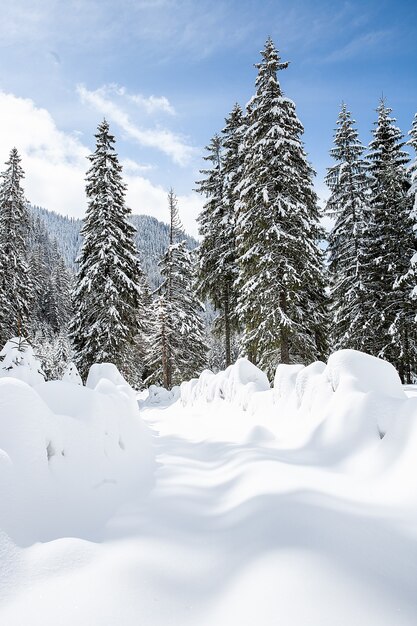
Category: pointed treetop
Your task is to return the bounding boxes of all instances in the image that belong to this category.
[256,37,289,75]
[168,188,183,245]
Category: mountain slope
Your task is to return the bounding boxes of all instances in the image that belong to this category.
[30,205,198,290]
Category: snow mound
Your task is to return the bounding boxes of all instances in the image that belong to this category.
[0,337,45,386]
[325,349,404,396]
[0,364,154,545]
[181,358,270,409]
[274,363,305,404]
[62,362,82,385]
[271,350,407,461]
[145,384,180,406]
[181,349,412,467]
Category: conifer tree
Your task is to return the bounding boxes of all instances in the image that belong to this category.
[409,113,417,213]
[325,103,370,350]
[147,192,207,387]
[0,149,33,345]
[362,100,416,381]
[196,110,243,368]
[235,38,327,376]
[70,120,146,382]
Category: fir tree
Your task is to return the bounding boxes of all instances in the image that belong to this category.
[363,100,416,381]
[70,120,146,383]
[325,103,370,350]
[408,113,417,213]
[235,38,327,376]
[146,293,175,388]
[0,149,33,345]
[196,115,242,368]
[147,192,207,387]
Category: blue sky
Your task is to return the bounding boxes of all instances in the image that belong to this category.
[0,0,416,235]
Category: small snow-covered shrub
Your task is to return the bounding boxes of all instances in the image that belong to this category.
[146,384,180,405]
[0,337,45,386]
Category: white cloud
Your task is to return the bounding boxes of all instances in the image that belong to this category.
[88,84,176,116]
[325,30,391,63]
[128,93,175,116]
[77,84,195,166]
[0,90,201,235]
[0,91,88,218]
[125,174,202,238]
[121,158,154,174]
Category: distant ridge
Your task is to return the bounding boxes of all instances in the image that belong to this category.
[30,205,198,290]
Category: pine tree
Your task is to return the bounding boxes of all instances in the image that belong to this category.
[168,187,182,245]
[146,192,207,387]
[325,103,370,350]
[172,245,207,383]
[196,105,244,368]
[0,149,33,345]
[235,38,327,376]
[146,294,174,388]
[408,113,417,213]
[407,113,417,321]
[362,100,416,381]
[50,254,73,332]
[70,120,146,383]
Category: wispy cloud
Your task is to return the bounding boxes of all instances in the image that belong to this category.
[92,84,176,116]
[77,83,195,166]
[128,93,175,115]
[324,30,392,63]
[121,157,155,173]
[0,89,202,236]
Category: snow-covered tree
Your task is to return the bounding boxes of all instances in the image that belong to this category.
[70,120,147,383]
[362,100,416,381]
[408,113,417,213]
[197,116,242,368]
[146,293,174,388]
[325,103,370,350]
[235,38,327,376]
[0,149,33,345]
[32,330,73,380]
[147,192,207,387]
[0,336,45,386]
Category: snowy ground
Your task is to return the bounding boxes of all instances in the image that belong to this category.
[1,352,417,625]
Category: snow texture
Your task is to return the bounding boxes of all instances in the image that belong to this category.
[2,348,417,625]
[0,364,154,545]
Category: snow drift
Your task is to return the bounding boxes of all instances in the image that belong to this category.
[0,361,154,545]
[180,358,270,410]
[180,350,417,479]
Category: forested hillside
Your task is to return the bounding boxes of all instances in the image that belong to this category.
[30,205,197,290]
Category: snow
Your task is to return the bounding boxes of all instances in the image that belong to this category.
[0,366,154,545]
[1,349,417,624]
[180,357,270,409]
[0,337,45,386]
[62,361,83,385]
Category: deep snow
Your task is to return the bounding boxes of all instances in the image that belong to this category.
[1,350,417,625]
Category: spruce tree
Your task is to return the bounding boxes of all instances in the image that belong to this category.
[409,113,417,213]
[363,100,416,381]
[235,38,327,376]
[196,110,243,368]
[0,149,33,345]
[147,192,207,387]
[325,103,370,350]
[70,120,146,383]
